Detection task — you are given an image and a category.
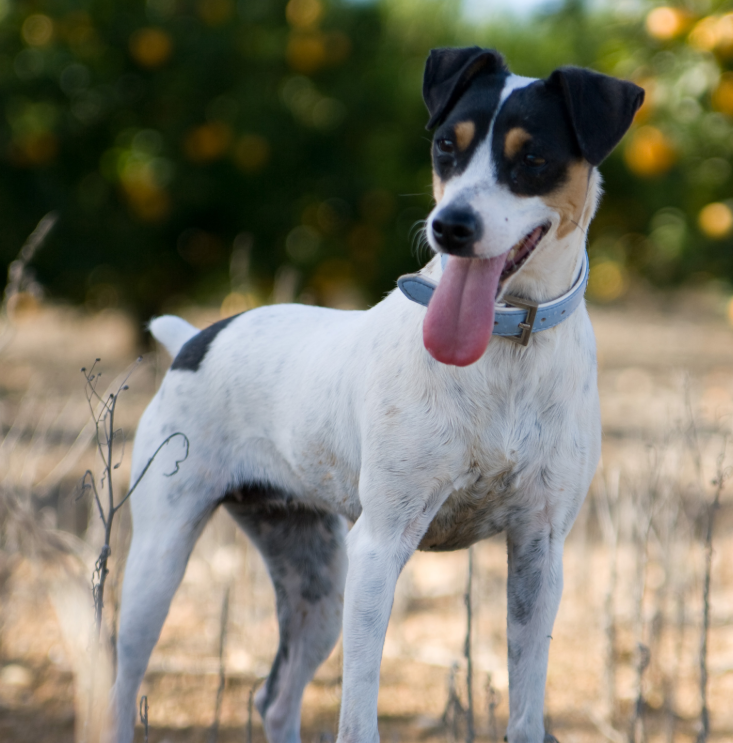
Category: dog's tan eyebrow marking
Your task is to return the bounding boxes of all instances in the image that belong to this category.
[542,161,591,239]
[454,121,475,151]
[504,127,532,158]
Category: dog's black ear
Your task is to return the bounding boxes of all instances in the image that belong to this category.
[423,47,507,130]
[548,66,645,166]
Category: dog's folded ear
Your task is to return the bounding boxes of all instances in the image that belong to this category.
[423,47,507,130]
[548,67,645,166]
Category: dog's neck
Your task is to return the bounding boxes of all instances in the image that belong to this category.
[500,229,586,305]
[497,167,601,304]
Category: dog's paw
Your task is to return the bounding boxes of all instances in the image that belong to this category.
[543,735,560,743]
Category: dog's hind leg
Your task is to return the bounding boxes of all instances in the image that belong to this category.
[225,500,347,743]
[110,470,218,743]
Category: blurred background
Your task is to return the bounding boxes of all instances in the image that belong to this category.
[2,0,733,322]
[2,1,733,742]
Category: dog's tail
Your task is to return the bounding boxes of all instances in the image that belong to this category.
[149,315,198,358]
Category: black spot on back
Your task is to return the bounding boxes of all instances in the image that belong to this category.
[171,314,240,372]
[492,80,582,197]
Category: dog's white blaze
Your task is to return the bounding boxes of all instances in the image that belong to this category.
[499,73,537,105]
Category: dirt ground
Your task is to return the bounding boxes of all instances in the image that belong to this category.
[1,288,733,743]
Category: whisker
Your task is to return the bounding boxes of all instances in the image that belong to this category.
[410,220,433,263]
[409,220,426,258]
[570,219,589,237]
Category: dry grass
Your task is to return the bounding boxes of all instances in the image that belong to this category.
[1,292,733,743]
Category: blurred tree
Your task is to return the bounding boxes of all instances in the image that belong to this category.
[0,0,448,318]
[1,0,732,318]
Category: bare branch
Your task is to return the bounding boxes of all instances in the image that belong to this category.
[464,546,475,743]
[82,360,109,411]
[81,470,107,529]
[1,211,58,351]
[112,432,190,515]
[442,663,465,743]
[485,674,500,743]
[697,441,728,743]
[629,643,651,743]
[208,587,230,743]
[246,680,263,743]
[139,695,149,743]
[113,427,127,470]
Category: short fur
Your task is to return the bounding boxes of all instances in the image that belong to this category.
[111,48,643,743]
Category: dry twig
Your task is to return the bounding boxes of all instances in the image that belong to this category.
[464,546,475,743]
[485,674,500,743]
[0,211,57,352]
[81,358,190,637]
[208,586,231,743]
[139,695,149,743]
[596,465,621,723]
[696,443,728,743]
[246,679,263,743]
[442,663,465,743]
[629,643,651,743]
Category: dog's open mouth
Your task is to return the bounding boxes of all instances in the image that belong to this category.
[499,222,550,289]
[422,222,551,367]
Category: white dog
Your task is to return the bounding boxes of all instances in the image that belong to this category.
[111,47,643,743]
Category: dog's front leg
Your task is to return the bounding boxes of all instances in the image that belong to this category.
[505,523,565,743]
[337,482,447,743]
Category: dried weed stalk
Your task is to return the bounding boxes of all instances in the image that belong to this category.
[81,358,189,742]
[247,686,255,743]
[442,547,477,743]
[464,546,475,743]
[208,586,231,743]
[81,358,190,637]
[246,679,263,743]
[485,674,500,743]
[442,662,466,743]
[629,643,651,743]
[627,440,669,743]
[696,443,728,743]
[0,211,56,353]
[139,695,149,743]
[596,465,621,724]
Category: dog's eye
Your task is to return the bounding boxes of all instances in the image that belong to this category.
[436,138,455,155]
[523,153,546,168]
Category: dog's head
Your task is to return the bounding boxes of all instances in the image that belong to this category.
[421,47,644,366]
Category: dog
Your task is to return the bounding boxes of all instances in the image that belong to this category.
[110,47,643,743]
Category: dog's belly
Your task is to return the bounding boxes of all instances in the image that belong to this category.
[418,487,507,551]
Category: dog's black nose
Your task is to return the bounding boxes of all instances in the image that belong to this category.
[431,207,481,255]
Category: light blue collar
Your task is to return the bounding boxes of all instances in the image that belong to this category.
[397,252,589,347]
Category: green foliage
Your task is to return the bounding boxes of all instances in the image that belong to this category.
[1,0,732,316]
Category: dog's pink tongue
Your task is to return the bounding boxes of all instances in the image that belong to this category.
[423,254,506,366]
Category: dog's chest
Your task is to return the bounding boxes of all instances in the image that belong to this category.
[417,371,597,551]
[418,449,537,551]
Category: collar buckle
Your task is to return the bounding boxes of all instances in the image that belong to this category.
[501,295,538,347]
